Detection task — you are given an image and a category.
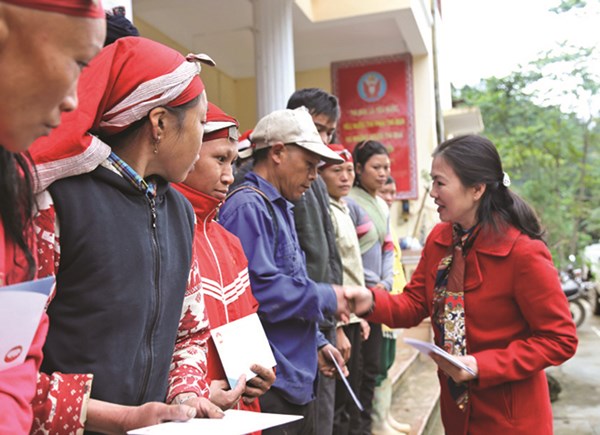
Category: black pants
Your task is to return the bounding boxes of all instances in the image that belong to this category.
[333,323,363,435]
[350,322,382,435]
[259,388,316,435]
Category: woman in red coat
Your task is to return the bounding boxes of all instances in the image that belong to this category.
[348,135,577,434]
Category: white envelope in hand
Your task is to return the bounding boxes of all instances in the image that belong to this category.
[210,313,276,388]
[0,276,55,372]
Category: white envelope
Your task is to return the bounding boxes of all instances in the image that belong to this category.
[210,313,276,388]
[128,409,302,435]
[0,276,54,372]
[404,337,477,376]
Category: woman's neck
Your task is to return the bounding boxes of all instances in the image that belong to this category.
[358,184,377,198]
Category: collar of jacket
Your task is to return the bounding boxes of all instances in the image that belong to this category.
[172,183,220,223]
[432,221,522,291]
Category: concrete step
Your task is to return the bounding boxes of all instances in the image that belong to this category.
[388,323,442,435]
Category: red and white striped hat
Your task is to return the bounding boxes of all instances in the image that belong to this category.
[29,36,214,192]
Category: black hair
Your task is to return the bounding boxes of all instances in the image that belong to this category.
[104,7,139,47]
[433,135,544,240]
[0,149,36,279]
[100,96,201,146]
[352,140,389,187]
[252,147,270,165]
[286,88,340,122]
[385,175,395,185]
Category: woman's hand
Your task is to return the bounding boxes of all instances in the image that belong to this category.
[430,353,479,383]
[207,378,246,410]
[344,286,374,317]
[86,399,197,435]
[336,327,352,362]
[242,364,276,405]
[173,393,225,418]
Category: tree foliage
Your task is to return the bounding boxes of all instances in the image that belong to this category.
[452,2,600,266]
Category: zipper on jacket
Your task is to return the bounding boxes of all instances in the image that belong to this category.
[203,210,229,323]
[137,196,161,403]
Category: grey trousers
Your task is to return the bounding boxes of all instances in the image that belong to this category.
[315,326,337,435]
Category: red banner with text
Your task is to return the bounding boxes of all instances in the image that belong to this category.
[332,54,417,199]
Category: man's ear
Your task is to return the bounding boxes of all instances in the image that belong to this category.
[148,107,168,141]
[270,142,286,165]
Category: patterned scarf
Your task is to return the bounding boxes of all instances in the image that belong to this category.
[107,152,157,200]
[432,223,479,411]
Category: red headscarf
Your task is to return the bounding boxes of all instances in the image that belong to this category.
[29,36,214,192]
[319,143,353,169]
[2,0,105,18]
[203,102,239,142]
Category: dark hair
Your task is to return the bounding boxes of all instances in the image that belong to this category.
[252,147,270,165]
[101,96,201,145]
[385,175,395,185]
[433,135,544,240]
[0,149,36,279]
[286,88,340,122]
[352,140,389,187]
[104,8,139,47]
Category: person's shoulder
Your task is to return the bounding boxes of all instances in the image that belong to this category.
[512,229,549,257]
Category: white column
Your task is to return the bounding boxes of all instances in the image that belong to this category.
[252,0,296,118]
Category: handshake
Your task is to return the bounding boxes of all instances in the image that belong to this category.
[332,285,375,324]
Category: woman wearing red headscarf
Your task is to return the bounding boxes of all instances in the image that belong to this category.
[174,103,276,424]
[0,2,105,433]
[28,36,223,434]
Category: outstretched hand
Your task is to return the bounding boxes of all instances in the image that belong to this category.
[332,285,350,323]
[344,286,374,317]
[86,399,199,435]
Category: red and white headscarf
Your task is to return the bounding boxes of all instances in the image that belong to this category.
[319,143,353,169]
[237,129,253,159]
[203,102,239,143]
[2,0,105,18]
[29,36,214,192]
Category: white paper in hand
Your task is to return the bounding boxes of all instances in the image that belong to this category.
[210,313,276,388]
[327,349,363,411]
[128,409,302,435]
[0,276,54,372]
[403,337,477,376]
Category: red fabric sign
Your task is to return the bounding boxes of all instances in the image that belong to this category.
[332,54,417,199]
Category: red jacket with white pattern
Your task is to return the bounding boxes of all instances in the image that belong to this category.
[174,185,261,415]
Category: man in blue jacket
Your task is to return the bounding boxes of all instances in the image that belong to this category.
[219,107,351,435]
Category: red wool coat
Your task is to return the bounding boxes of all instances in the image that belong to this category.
[368,222,577,435]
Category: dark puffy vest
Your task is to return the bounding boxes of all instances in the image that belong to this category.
[42,166,194,406]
